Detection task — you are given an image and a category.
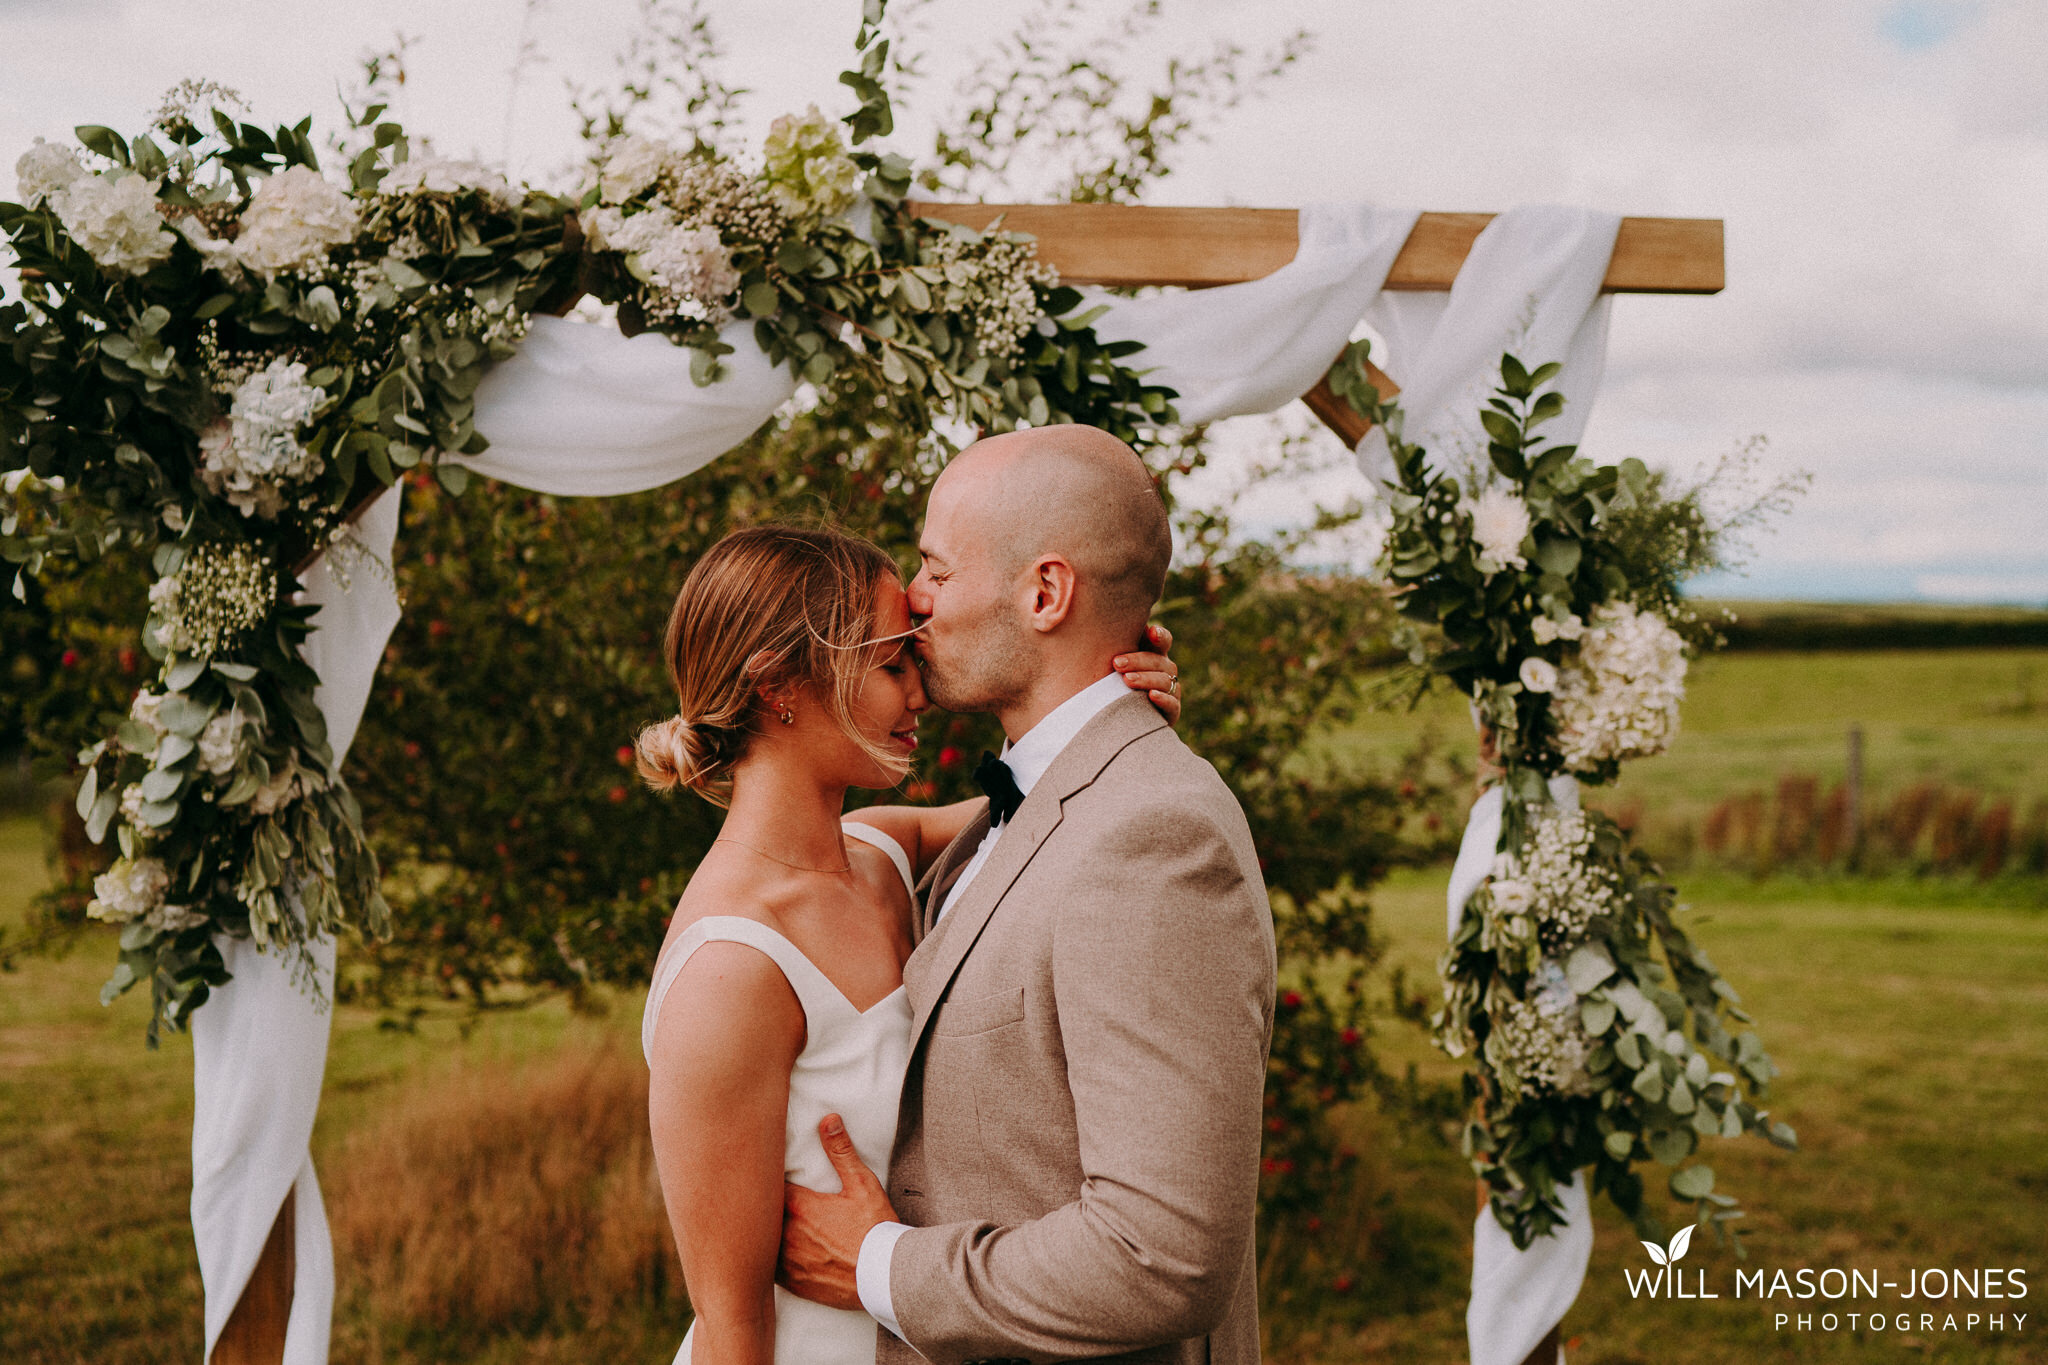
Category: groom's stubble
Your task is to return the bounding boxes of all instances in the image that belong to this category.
[915,579,1035,715]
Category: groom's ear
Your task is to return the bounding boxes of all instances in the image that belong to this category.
[1024,554,1078,634]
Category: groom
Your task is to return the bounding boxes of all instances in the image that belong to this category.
[778,424,1276,1364]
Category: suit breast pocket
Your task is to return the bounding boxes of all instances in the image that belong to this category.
[933,985,1025,1037]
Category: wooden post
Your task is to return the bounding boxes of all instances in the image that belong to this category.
[211,1187,295,1365]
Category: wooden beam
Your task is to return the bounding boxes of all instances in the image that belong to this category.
[905,203,1723,295]
[1301,358,1401,449]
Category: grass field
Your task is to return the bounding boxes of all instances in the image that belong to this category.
[1332,647,2048,834]
[6,648,2048,1363]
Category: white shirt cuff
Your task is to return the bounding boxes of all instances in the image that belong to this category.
[857,1220,913,1342]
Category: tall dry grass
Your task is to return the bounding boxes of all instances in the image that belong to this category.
[325,1041,686,1341]
[1672,775,2048,878]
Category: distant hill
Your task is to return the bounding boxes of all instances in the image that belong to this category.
[1699,600,2048,651]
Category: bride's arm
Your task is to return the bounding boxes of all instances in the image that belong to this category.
[648,941,806,1365]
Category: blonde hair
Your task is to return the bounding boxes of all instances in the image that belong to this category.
[635,524,906,805]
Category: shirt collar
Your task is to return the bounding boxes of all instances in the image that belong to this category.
[1000,671,1130,798]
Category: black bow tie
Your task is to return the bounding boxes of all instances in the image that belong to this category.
[974,751,1025,827]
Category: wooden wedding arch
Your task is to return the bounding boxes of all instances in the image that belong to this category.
[215,201,1722,1365]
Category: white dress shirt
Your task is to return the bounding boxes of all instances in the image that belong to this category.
[855,669,1132,1345]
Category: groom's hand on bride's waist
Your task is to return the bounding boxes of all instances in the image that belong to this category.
[777,1113,897,1312]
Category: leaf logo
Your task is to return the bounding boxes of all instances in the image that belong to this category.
[1640,1224,1695,1267]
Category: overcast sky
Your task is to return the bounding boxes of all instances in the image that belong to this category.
[4,0,2043,602]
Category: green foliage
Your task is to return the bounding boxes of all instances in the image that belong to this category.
[1347,354,1799,1252]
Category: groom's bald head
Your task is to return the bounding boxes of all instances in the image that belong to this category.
[934,425,1171,636]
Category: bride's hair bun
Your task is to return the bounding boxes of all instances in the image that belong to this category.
[635,716,722,794]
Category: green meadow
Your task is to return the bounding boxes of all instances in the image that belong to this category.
[1332,647,2048,836]
[5,645,2046,1362]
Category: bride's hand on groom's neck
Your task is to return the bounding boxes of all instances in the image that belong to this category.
[1115,622,1182,725]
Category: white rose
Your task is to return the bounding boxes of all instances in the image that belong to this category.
[232,166,358,277]
[598,135,671,204]
[88,856,170,924]
[1465,485,1531,573]
[1518,657,1558,693]
[1490,878,1534,916]
[15,137,83,208]
[52,171,178,276]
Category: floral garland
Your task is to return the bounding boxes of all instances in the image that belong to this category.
[0,14,1176,1041]
[1333,344,1798,1251]
[1,93,575,1040]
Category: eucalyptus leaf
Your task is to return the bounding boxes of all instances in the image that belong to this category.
[157,692,215,737]
[137,799,180,828]
[86,789,119,844]
[1670,1164,1715,1199]
[140,767,185,803]
[165,655,207,691]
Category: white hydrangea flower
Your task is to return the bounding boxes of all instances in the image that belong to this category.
[761,106,860,219]
[597,135,672,204]
[1518,657,1557,694]
[232,166,358,277]
[119,782,147,826]
[198,359,328,518]
[51,171,178,276]
[382,157,519,208]
[197,710,241,776]
[1550,602,1688,771]
[1465,485,1531,574]
[87,856,170,924]
[15,137,83,207]
[1531,613,1585,645]
[586,206,739,324]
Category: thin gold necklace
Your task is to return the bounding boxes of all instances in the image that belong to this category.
[714,836,852,875]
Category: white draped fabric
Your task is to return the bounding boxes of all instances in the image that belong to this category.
[1404,207,1620,1365]
[187,201,1618,1362]
[1357,204,1619,486]
[194,485,401,1364]
[1448,777,1595,1365]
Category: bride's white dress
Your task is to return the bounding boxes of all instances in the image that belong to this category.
[640,822,916,1365]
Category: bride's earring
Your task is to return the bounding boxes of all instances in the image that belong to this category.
[777,704,795,726]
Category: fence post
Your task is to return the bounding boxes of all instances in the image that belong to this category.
[1845,724,1864,870]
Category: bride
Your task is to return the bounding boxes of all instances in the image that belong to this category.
[634,523,1179,1365]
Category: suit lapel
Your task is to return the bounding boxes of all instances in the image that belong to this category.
[902,693,1170,1051]
[915,815,988,944]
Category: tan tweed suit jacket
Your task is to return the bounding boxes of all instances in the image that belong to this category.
[879,692,1276,1365]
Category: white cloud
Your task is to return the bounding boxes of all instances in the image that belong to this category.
[2,0,2041,601]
